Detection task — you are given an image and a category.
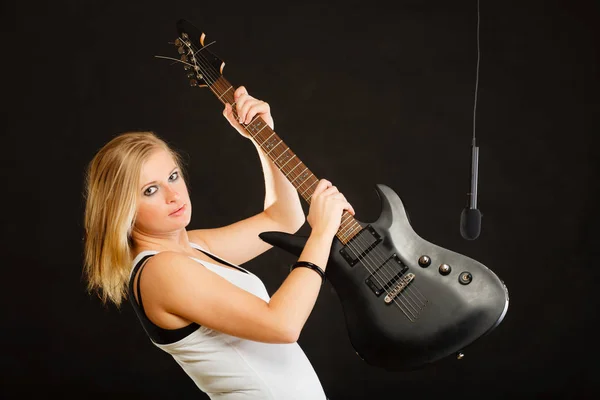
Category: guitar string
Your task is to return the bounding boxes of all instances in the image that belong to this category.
[334,217,427,317]
[184,40,424,320]
[326,214,427,318]
[184,42,424,320]
[330,219,425,319]
[341,222,428,314]
[338,209,428,309]
[161,40,425,318]
[178,38,424,319]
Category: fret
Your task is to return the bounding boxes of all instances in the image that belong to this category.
[260,133,279,153]
[339,230,350,243]
[275,153,295,169]
[266,140,282,156]
[273,148,290,163]
[218,85,233,100]
[290,167,309,183]
[294,171,314,189]
[349,223,361,236]
[339,221,358,239]
[295,172,314,192]
[246,118,268,136]
[340,221,355,236]
[345,224,362,242]
[258,131,276,145]
[338,221,351,235]
[340,229,357,243]
[285,160,303,177]
[300,179,318,197]
[279,154,297,169]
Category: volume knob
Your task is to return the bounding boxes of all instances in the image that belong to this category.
[418,255,431,267]
[439,263,452,275]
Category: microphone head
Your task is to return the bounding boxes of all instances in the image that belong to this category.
[460,208,482,240]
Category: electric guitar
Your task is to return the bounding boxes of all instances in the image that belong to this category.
[162,19,509,371]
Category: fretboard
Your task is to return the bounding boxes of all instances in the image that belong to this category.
[209,76,361,245]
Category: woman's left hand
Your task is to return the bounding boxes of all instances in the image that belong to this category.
[223,86,274,139]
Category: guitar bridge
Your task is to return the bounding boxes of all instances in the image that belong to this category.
[384,273,415,304]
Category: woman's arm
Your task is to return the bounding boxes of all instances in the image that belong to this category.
[139,231,330,343]
[140,179,353,343]
[188,86,305,265]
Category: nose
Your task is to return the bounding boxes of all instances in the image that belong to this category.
[165,185,181,203]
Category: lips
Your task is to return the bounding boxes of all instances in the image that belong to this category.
[169,204,186,216]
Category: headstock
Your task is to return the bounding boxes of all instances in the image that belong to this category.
[169,19,225,88]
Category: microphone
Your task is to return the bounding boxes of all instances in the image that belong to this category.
[460,138,482,240]
[461,0,482,240]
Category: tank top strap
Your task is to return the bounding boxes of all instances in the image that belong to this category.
[189,242,249,274]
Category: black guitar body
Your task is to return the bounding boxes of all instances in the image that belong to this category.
[260,184,509,371]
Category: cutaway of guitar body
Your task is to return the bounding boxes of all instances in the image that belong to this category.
[260,184,509,370]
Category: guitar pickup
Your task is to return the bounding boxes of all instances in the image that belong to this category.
[339,225,382,267]
[365,254,409,296]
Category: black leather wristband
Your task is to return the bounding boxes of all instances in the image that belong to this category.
[290,261,326,285]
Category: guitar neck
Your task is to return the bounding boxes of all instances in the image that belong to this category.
[209,76,361,245]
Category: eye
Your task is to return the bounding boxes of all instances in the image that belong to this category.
[169,171,179,181]
[144,186,158,196]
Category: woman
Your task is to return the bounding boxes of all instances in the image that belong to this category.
[83,85,354,399]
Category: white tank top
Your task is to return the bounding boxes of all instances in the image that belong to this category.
[130,242,327,400]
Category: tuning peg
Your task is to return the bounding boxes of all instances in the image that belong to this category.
[174,38,182,46]
[180,54,188,62]
[177,46,186,55]
[189,79,198,86]
[187,73,196,79]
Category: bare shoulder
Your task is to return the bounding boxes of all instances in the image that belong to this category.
[134,251,196,302]
[139,250,201,286]
[137,250,296,343]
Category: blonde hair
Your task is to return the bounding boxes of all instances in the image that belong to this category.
[83,131,186,307]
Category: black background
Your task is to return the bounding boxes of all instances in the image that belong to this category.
[2,0,599,398]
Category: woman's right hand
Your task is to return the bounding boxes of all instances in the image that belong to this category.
[306,179,355,240]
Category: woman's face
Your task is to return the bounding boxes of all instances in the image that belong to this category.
[134,148,191,235]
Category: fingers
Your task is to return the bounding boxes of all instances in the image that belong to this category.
[311,179,355,215]
[233,86,270,125]
[234,85,248,99]
[328,192,355,216]
[222,85,250,124]
[233,86,250,122]
[320,186,340,197]
[239,100,270,125]
[311,179,333,197]
[222,86,275,132]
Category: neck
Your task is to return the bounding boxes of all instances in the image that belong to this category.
[131,228,193,254]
